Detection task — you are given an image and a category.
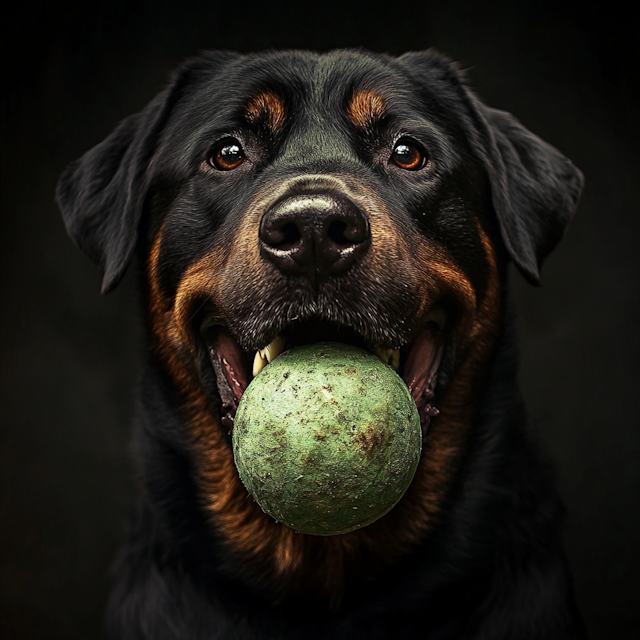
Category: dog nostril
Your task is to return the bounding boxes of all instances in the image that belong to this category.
[281,222,300,245]
[261,221,302,251]
[275,222,301,250]
[327,220,349,245]
[260,193,370,279]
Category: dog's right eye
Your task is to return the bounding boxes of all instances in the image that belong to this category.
[210,140,245,171]
[391,140,426,171]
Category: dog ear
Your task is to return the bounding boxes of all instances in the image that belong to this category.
[460,92,584,284]
[399,50,584,284]
[56,88,174,294]
[56,51,238,294]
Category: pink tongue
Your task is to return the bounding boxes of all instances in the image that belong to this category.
[216,329,249,403]
[403,324,443,425]
[209,328,249,431]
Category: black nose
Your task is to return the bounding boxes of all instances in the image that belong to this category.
[259,194,370,281]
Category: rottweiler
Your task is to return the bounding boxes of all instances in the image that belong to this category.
[56,49,587,639]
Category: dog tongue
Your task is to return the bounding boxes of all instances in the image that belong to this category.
[402,324,443,426]
[209,328,249,430]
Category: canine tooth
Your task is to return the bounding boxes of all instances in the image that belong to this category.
[369,346,389,363]
[253,335,287,377]
[426,307,448,329]
[369,346,400,371]
[262,335,286,363]
[253,351,268,377]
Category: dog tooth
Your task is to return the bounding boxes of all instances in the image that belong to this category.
[368,346,390,364]
[253,351,268,377]
[263,335,286,363]
[368,346,401,371]
[367,345,385,362]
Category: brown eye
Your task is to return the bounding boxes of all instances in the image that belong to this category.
[391,141,426,170]
[210,140,245,170]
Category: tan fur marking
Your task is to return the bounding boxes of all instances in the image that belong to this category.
[144,184,504,604]
[245,91,287,131]
[346,90,387,129]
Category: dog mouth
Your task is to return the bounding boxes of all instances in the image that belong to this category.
[199,310,448,435]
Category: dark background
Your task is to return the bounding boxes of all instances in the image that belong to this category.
[1,1,638,638]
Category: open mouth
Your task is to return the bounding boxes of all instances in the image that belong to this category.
[200,309,448,436]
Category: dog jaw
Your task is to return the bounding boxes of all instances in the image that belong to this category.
[143,190,503,602]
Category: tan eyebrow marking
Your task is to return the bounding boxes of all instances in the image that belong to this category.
[346,89,387,129]
[245,90,287,131]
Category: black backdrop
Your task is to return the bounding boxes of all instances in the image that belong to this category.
[1,1,638,638]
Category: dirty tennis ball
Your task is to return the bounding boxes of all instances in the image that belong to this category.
[232,342,422,536]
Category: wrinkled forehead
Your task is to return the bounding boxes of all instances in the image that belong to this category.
[161,50,455,153]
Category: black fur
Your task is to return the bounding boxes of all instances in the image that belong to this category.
[57,49,586,639]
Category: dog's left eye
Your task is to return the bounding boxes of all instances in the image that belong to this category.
[391,141,426,171]
[210,141,245,171]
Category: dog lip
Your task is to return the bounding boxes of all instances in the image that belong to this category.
[204,327,249,433]
[280,319,368,350]
[201,313,448,435]
[402,322,445,426]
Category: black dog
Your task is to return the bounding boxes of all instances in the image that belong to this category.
[57,49,586,639]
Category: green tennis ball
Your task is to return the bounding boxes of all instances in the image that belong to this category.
[232,343,421,536]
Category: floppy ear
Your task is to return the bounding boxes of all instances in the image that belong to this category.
[56,51,238,294]
[56,88,175,294]
[460,92,584,284]
[399,50,584,284]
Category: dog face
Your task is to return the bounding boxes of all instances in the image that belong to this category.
[57,49,583,598]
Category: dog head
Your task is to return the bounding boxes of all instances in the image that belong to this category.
[57,49,583,597]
